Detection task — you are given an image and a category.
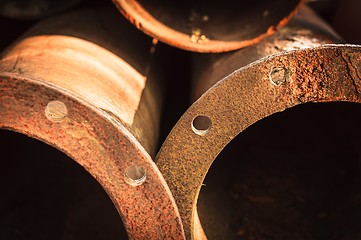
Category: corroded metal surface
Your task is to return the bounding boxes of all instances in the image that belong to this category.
[192,7,342,100]
[156,45,361,239]
[157,8,354,239]
[113,0,305,52]
[0,7,185,240]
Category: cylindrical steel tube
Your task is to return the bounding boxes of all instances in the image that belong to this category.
[0,5,184,240]
[0,0,82,19]
[156,7,361,240]
[113,0,305,53]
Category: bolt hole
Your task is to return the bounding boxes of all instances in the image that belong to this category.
[192,115,212,136]
[124,165,146,186]
[269,67,287,86]
[45,100,68,122]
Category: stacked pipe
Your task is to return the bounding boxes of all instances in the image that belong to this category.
[0,2,184,239]
[1,0,361,239]
[156,5,361,239]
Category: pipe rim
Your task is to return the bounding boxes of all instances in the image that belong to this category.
[113,0,306,53]
[156,44,361,239]
[0,73,185,240]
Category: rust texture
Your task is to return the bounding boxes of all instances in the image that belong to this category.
[112,0,305,53]
[192,6,343,100]
[156,6,361,239]
[157,45,361,240]
[0,6,185,240]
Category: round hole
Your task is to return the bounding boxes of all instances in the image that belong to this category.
[269,66,287,86]
[192,115,212,136]
[124,165,147,186]
[45,100,68,122]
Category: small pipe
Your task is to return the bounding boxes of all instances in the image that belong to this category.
[113,0,306,52]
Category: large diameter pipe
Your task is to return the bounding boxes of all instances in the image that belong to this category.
[113,0,305,53]
[156,7,361,240]
[0,5,184,240]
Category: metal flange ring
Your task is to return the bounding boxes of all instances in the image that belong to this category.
[0,73,185,239]
[0,6,185,239]
[156,45,361,239]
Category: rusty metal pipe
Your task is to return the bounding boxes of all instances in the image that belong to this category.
[0,0,82,19]
[0,5,184,240]
[156,6,361,240]
[192,6,343,100]
[112,0,306,53]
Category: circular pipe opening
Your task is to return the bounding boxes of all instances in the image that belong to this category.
[198,102,361,239]
[0,129,128,239]
[116,0,304,52]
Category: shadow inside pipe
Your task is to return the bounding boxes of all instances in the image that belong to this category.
[138,0,301,41]
[0,130,128,240]
[198,102,361,240]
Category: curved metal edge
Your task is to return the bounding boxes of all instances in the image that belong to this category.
[156,44,361,239]
[112,0,306,53]
[0,73,185,240]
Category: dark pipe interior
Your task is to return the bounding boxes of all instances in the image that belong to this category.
[198,102,361,240]
[0,0,82,19]
[138,0,301,41]
[0,129,128,240]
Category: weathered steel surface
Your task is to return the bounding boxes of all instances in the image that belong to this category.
[156,44,361,239]
[156,7,359,239]
[0,7,185,240]
[192,7,343,100]
[113,0,305,52]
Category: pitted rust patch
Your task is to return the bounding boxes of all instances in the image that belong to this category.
[0,73,185,240]
[340,50,361,94]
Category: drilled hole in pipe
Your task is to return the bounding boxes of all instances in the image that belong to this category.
[270,66,287,86]
[192,115,212,136]
[0,130,128,240]
[45,100,68,122]
[197,102,361,240]
[125,165,146,186]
